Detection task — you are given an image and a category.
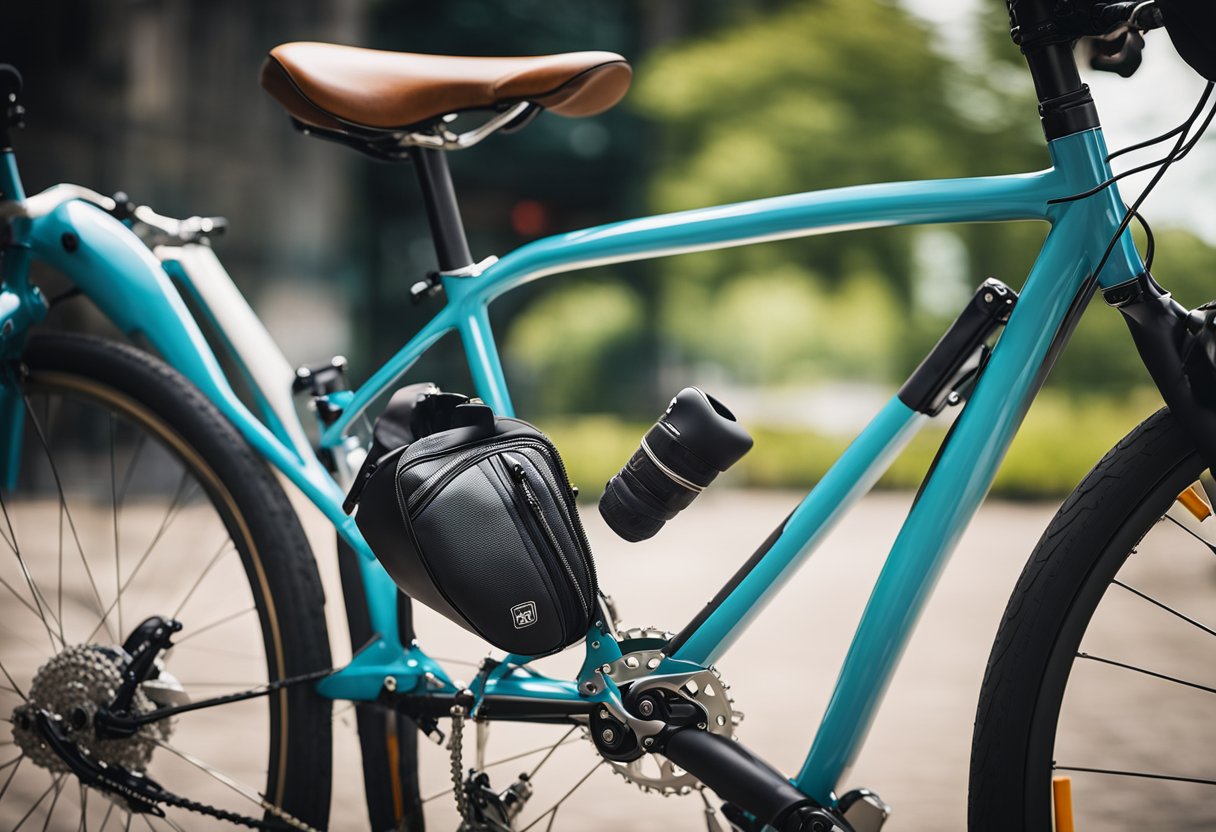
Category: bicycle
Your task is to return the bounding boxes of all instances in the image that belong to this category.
[2,0,1215,829]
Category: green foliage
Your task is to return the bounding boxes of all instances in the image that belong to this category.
[617,0,1057,393]
[544,389,1164,502]
[504,276,645,412]
[678,265,904,384]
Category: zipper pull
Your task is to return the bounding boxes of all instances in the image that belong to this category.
[512,463,543,509]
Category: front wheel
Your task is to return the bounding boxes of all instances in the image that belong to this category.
[970,408,1216,830]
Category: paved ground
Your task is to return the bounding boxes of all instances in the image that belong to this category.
[5,487,1215,830]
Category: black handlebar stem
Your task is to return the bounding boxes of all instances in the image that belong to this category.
[1006,0,1107,139]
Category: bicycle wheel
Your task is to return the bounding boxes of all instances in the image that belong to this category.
[969,407,1216,830]
[0,333,332,830]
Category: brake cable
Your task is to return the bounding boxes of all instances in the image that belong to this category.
[1048,81,1215,205]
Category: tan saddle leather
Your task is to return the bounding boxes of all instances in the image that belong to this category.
[261,42,632,133]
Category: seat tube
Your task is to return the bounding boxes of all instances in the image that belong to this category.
[453,297,514,417]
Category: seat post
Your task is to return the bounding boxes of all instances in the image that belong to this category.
[409,146,474,272]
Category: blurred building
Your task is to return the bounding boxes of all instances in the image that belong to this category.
[2,0,366,363]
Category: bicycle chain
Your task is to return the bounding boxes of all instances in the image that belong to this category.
[24,663,332,832]
[73,740,324,830]
[449,702,472,824]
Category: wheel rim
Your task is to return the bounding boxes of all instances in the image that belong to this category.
[0,369,294,829]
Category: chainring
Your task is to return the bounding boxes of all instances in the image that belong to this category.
[597,627,741,796]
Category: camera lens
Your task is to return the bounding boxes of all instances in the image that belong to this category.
[599,388,752,542]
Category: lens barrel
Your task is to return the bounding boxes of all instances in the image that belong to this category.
[599,388,752,542]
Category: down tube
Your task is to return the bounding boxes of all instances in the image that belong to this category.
[794,209,1098,802]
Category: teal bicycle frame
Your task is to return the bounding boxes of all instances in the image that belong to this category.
[0,124,1143,807]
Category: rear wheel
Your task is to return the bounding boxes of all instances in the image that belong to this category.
[970,408,1216,829]
[0,334,333,829]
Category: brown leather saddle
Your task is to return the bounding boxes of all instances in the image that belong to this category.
[260,42,631,154]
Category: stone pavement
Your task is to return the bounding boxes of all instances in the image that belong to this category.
[5,487,1211,829]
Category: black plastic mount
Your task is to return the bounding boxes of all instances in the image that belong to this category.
[1104,272,1216,477]
[898,278,1018,416]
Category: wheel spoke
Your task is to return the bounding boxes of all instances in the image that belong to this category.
[528,726,579,779]
[114,432,147,512]
[0,573,65,643]
[1055,764,1216,787]
[39,775,65,832]
[23,395,115,643]
[0,490,62,652]
[172,606,256,644]
[0,754,24,801]
[98,798,115,832]
[1076,651,1216,696]
[518,761,603,832]
[143,812,186,832]
[44,393,66,649]
[110,411,122,639]
[151,739,317,831]
[12,775,62,831]
[152,739,267,811]
[0,655,27,700]
[1113,579,1216,639]
[421,731,583,804]
[83,471,198,645]
[1164,512,1216,555]
[170,539,234,620]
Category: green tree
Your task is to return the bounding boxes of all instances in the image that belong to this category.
[631,0,1050,385]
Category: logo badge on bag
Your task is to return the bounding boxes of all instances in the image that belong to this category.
[511,601,538,629]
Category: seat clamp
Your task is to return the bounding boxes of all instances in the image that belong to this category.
[399,102,534,152]
[440,255,499,279]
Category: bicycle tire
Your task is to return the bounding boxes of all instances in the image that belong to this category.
[2,333,333,828]
[968,407,1207,829]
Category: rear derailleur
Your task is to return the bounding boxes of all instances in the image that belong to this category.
[448,691,535,831]
[459,769,534,832]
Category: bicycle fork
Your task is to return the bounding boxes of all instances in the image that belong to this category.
[1105,271,1216,481]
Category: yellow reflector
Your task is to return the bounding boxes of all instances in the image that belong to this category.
[1177,484,1213,522]
[1053,776,1075,832]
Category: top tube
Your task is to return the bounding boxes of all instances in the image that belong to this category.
[323,127,1137,446]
